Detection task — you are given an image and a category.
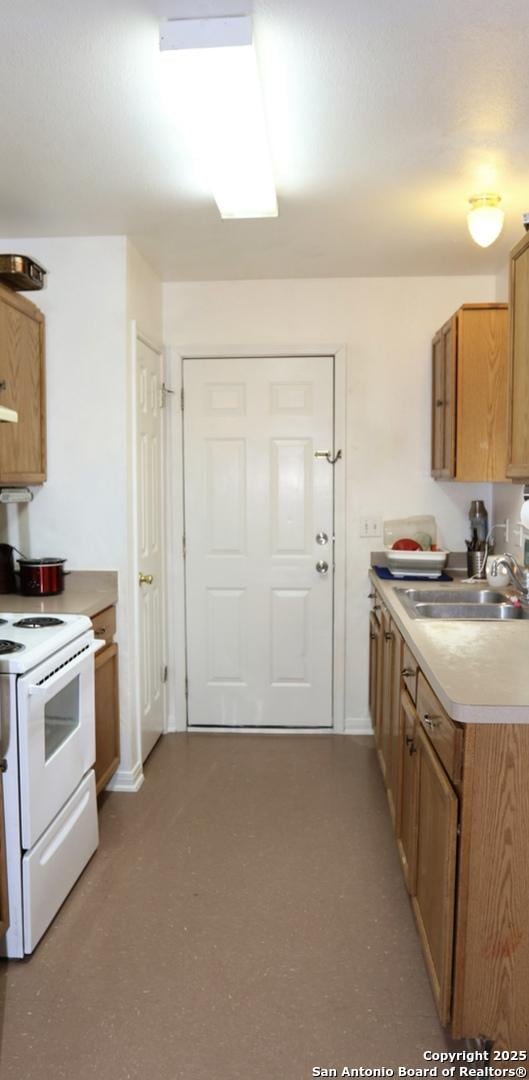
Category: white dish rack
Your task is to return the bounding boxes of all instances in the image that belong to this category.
[383,515,448,577]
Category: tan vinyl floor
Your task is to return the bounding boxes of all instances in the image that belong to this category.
[0,734,463,1079]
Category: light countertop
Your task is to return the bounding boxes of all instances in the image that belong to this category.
[369,568,529,724]
[0,571,118,619]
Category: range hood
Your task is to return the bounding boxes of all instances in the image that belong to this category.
[0,405,18,423]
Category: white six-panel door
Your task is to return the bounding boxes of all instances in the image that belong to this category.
[183,355,334,728]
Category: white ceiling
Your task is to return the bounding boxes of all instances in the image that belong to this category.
[0,0,528,280]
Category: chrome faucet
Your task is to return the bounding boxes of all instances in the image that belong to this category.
[490,552,529,600]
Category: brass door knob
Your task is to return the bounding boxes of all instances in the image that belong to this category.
[138,573,154,586]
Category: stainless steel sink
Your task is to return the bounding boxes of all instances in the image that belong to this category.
[413,602,522,620]
[403,589,508,605]
[396,586,528,620]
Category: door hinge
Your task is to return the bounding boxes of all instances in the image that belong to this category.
[185,676,189,699]
[182,534,186,558]
[162,664,168,684]
[180,387,184,411]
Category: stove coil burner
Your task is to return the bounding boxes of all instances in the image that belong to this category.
[0,640,25,655]
[13,616,66,629]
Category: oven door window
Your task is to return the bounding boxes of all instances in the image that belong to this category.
[44,675,81,761]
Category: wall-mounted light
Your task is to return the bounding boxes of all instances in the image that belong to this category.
[160,15,278,220]
[467,193,504,248]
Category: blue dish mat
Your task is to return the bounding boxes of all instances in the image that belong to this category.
[374,565,453,582]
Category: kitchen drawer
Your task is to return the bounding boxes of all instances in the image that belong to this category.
[401,641,419,703]
[416,673,463,785]
[91,606,116,647]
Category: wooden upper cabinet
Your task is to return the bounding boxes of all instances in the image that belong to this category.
[431,304,508,482]
[0,284,46,485]
[507,232,529,478]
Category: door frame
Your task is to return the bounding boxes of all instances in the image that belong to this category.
[130,325,168,767]
[164,345,347,734]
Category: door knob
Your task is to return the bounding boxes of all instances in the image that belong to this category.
[315,561,329,575]
[138,573,154,586]
[316,531,329,545]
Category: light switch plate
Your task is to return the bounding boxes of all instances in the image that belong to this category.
[360,516,382,538]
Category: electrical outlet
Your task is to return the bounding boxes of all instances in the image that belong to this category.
[360,516,382,538]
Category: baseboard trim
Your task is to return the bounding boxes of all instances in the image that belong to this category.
[344,716,374,735]
[105,761,144,793]
[186,726,334,735]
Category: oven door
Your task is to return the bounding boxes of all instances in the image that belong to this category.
[17,633,103,850]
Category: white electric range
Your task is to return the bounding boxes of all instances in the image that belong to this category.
[0,612,103,957]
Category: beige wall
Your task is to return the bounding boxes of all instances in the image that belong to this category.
[0,236,162,788]
[163,274,496,728]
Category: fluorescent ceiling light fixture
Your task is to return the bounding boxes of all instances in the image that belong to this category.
[467,193,504,248]
[160,16,278,219]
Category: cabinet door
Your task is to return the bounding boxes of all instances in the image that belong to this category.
[431,319,456,478]
[412,726,458,1025]
[94,643,120,795]
[507,236,529,478]
[431,331,445,476]
[388,625,403,826]
[377,609,394,781]
[0,772,9,937]
[0,291,46,484]
[368,610,381,728]
[441,319,456,477]
[397,688,419,894]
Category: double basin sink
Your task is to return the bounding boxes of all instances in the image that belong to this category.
[396,587,529,621]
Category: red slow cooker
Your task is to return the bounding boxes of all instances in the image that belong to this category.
[17,557,68,597]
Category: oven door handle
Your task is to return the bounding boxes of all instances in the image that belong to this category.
[27,639,105,696]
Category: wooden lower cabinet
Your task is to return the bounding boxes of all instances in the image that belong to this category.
[370,579,529,1048]
[412,726,458,1026]
[397,689,418,894]
[368,609,381,730]
[0,772,9,937]
[93,610,120,795]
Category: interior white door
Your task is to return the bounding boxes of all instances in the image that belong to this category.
[136,337,165,761]
[183,355,335,728]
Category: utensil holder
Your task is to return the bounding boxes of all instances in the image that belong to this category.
[467,550,487,579]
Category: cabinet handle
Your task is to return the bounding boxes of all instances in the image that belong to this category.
[409,742,417,755]
[370,632,376,640]
[405,734,413,747]
[423,713,441,729]
[0,380,6,392]
[367,592,376,599]
[384,631,393,641]
[401,667,415,677]
[435,398,444,406]
[95,627,106,636]
[373,603,380,611]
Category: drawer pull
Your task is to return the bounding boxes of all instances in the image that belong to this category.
[423,712,441,729]
[384,631,393,641]
[95,627,106,636]
[369,632,376,640]
[401,667,415,677]
[368,591,376,599]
